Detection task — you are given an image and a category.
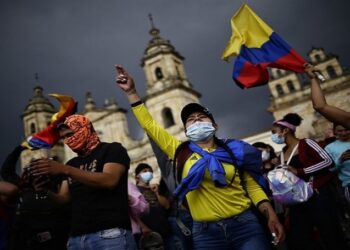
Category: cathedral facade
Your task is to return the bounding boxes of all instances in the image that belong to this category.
[267,48,350,140]
[20,24,201,178]
[245,48,350,149]
[20,27,350,175]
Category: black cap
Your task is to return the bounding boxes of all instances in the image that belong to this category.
[181,103,215,125]
[135,163,153,176]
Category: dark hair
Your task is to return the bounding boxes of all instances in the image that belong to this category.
[265,144,277,159]
[252,142,277,160]
[282,113,303,127]
[252,142,268,148]
[135,163,153,176]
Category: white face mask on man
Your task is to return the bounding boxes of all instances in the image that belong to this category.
[185,121,216,142]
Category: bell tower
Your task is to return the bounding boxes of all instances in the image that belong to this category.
[267,48,350,140]
[141,15,201,139]
[20,74,65,167]
[22,74,56,138]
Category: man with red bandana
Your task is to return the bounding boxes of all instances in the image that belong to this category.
[30,114,137,250]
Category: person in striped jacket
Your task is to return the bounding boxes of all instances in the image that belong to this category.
[271,113,347,250]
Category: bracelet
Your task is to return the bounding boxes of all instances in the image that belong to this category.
[131,100,143,107]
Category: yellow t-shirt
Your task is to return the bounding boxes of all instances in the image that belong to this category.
[132,103,268,221]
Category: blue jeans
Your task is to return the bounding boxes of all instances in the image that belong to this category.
[192,209,270,250]
[67,227,137,250]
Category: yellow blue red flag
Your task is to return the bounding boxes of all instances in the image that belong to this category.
[26,94,77,149]
[222,4,306,88]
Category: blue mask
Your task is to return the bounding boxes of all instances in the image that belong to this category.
[186,122,215,142]
[271,133,285,144]
[140,172,153,183]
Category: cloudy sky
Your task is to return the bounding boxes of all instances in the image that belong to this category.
[0,0,349,164]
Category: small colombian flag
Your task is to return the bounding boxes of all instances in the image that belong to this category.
[26,94,77,149]
[222,4,306,88]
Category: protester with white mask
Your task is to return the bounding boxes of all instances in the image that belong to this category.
[134,163,171,249]
[115,65,284,250]
[252,142,277,174]
[271,113,347,250]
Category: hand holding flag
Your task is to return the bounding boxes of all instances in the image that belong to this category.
[25,94,77,149]
[222,4,306,88]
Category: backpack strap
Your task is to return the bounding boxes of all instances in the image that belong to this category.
[173,141,192,185]
[172,142,193,236]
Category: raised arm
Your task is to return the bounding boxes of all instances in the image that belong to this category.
[115,65,141,105]
[306,64,350,129]
[115,65,182,159]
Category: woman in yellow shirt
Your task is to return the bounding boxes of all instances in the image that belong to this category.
[115,65,284,250]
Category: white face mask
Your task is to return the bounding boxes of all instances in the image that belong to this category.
[140,172,153,183]
[185,122,216,142]
[261,150,270,162]
[271,133,285,144]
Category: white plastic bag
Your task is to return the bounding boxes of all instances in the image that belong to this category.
[267,167,313,205]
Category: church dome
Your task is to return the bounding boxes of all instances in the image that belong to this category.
[22,85,56,116]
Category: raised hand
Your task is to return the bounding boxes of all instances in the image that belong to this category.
[115,64,141,104]
[304,63,317,79]
[115,65,135,93]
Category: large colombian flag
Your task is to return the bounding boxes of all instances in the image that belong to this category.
[222,4,306,88]
[24,94,77,149]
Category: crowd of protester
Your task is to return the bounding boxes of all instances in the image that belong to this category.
[0,63,349,250]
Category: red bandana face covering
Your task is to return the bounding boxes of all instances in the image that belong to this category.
[64,115,100,154]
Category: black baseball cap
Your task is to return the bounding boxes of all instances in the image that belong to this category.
[181,103,215,125]
[135,163,153,176]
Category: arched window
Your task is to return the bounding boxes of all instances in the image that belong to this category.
[155,67,164,80]
[175,66,181,77]
[30,123,36,134]
[326,65,337,79]
[276,70,283,77]
[286,80,296,92]
[314,54,322,63]
[162,107,175,128]
[276,84,284,96]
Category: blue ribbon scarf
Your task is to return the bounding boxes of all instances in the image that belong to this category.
[173,139,268,200]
